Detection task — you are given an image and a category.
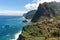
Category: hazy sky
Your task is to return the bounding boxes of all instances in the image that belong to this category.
[0,0,59,16]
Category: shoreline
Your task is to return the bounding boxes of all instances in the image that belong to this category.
[10,31,22,40]
[10,17,31,40]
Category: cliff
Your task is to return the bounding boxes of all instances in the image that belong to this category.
[17,2,60,40]
[23,10,36,19]
[17,17,60,40]
[31,2,58,22]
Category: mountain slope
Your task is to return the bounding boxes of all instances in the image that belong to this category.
[31,2,57,22]
[23,10,36,19]
[17,2,60,40]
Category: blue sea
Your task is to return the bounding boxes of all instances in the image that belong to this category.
[0,16,28,40]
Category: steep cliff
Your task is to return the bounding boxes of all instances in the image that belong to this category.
[31,2,57,22]
[17,2,60,40]
[23,10,36,19]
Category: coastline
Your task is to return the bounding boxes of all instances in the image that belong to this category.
[10,31,22,40]
[11,17,31,40]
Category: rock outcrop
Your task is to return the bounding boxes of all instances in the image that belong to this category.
[23,10,36,19]
[31,2,57,22]
[17,35,25,40]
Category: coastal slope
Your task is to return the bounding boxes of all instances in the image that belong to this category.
[17,2,60,40]
[23,10,36,19]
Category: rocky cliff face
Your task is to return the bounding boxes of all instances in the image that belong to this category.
[23,10,36,19]
[17,2,60,40]
[17,35,25,40]
[24,2,60,20]
[31,2,58,22]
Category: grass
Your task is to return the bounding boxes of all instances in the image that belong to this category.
[20,17,60,40]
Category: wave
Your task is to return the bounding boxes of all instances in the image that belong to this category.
[10,31,22,40]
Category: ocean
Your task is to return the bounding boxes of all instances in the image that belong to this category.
[0,16,28,40]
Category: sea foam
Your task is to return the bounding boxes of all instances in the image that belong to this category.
[10,31,22,40]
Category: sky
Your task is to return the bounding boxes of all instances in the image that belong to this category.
[0,0,60,16]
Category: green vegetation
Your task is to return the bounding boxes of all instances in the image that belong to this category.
[17,2,60,40]
[20,17,60,40]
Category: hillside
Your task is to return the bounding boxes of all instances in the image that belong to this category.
[24,2,60,20]
[17,2,60,40]
[17,17,60,40]
[31,2,60,22]
[23,10,36,19]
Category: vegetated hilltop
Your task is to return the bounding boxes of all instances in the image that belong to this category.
[17,2,60,40]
